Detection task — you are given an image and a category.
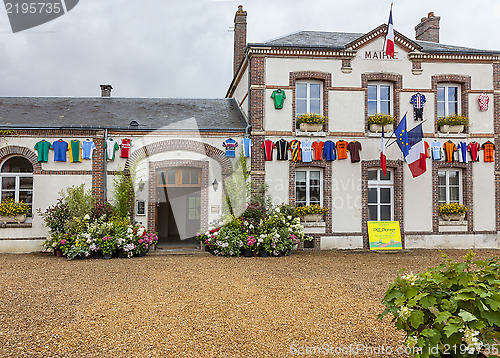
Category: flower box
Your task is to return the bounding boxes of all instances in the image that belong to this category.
[440,213,466,221]
[301,214,323,222]
[0,214,26,224]
[299,123,323,132]
[369,124,393,133]
[439,125,464,134]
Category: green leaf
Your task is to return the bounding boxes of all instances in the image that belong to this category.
[485,297,500,311]
[420,296,437,308]
[434,311,452,323]
[405,286,420,299]
[443,323,460,338]
[458,310,477,322]
[481,310,500,326]
[479,299,490,311]
[409,310,425,329]
[384,289,404,302]
[454,292,476,301]
[428,306,440,316]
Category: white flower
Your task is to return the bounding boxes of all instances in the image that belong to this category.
[204,231,210,236]
[83,214,90,221]
[249,224,254,230]
[401,272,418,286]
[258,238,264,243]
[287,216,292,220]
[52,242,57,248]
[405,336,418,348]
[274,233,280,239]
[86,239,91,244]
[463,326,482,352]
[398,306,411,320]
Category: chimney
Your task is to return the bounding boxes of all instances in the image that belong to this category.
[100,84,113,97]
[233,5,247,77]
[415,12,440,43]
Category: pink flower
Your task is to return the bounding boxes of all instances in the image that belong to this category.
[60,239,66,245]
[102,237,107,241]
[290,234,296,240]
[138,239,143,244]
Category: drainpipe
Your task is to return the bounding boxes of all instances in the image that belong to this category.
[103,129,108,201]
[245,50,251,136]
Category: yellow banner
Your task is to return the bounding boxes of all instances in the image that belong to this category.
[367,221,402,250]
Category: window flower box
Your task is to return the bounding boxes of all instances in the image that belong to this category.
[438,203,467,221]
[0,198,29,223]
[297,113,326,132]
[437,115,468,134]
[369,124,393,133]
[296,204,328,222]
[0,214,26,224]
[301,214,323,222]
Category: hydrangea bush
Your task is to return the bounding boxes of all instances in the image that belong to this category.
[379,251,500,358]
[198,203,311,257]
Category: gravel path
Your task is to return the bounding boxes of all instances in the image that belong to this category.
[0,249,498,358]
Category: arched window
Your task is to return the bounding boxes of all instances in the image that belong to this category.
[0,156,33,214]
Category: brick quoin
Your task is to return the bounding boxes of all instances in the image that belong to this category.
[92,137,105,201]
[494,63,500,231]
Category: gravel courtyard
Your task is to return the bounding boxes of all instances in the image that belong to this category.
[1,249,498,358]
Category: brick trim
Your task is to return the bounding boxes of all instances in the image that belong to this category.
[124,139,233,177]
[361,160,404,249]
[147,160,209,235]
[361,73,403,132]
[431,74,471,133]
[431,161,473,232]
[289,71,332,132]
[0,146,42,173]
[288,160,333,241]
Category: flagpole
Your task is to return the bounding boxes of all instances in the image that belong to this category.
[382,2,394,53]
[386,119,427,148]
[383,110,407,147]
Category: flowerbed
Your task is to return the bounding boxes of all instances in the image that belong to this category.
[197,203,312,257]
[40,184,157,259]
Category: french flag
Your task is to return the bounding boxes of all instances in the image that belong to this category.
[406,124,426,178]
[385,6,395,58]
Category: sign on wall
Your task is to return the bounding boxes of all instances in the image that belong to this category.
[367,221,402,250]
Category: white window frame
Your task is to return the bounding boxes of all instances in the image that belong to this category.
[437,83,461,117]
[0,157,34,216]
[367,82,393,116]
[136,200,146,216]
[367,168,394,221]
[295,81,323,116]
[295,168,323,207]
[438,169,463,205]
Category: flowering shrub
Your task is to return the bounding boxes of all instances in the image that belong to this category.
[439,203,468,216]
[198,204,310,257]
[367,113,397,125]
[296,113,326,125]
[379,251,500,358]
[295,204,328,217]
[0,198,29,217]
[437,114,469,127]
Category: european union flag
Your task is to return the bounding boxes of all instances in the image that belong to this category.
[394,114,410,157]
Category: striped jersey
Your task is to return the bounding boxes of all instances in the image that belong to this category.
[289,139,302,162]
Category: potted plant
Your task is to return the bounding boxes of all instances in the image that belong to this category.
[439,202,467,221]
[0,198,29,223]
[368,113,397,133]
[296,113,326,132]
[437,114,468,134]
[296,204,328,222]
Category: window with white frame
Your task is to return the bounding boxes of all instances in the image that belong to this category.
[438,169,462,205]
[437,84,460,117]
[367,83,392,116]
[0,156,33,215]
[367,168,393,221]
[295,169,322,207]
[296,82,322,116]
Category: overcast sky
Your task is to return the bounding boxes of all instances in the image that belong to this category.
[0,0,499,98]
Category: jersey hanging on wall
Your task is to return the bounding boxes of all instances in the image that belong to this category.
[69,140,82,163]
[222,138,238,158]
[347,141,362,163]
[51,139,68,162]
[410,93,426,121]
[81,139,96,160]
[431,141,443,161]
[481,141,495,162]
[311,140,324,161]
[468,141,481,162]
[478,93,489,111]
[275,139,290,160]
[105,138,120,161]
[241,137,252,158]
[300,140,313,163]
[261,139,275,161]
[120,138,133,158]
[457,142,468,163]
[336,140,348,160]
[443,141,457,163]
[289,139,302,162]
[271,89,286,109]
[34,140,51,162]
[322,140,336,161]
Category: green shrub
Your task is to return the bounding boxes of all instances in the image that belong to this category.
[60,184,95,219]
[112,172,134,217]
[379,251,500,358]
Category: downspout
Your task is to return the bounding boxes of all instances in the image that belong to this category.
[245,49,251,136]
[103,128,108,201]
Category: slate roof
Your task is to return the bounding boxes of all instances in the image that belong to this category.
[0,97,247,132]
[250,30,500,55]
